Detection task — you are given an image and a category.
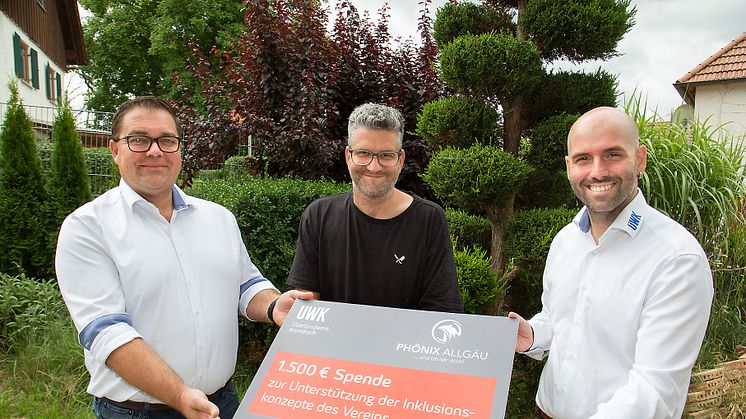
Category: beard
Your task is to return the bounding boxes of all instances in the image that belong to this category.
[350,171,399,199]
[571,172,637,215]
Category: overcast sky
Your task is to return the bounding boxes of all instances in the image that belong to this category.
[348,0,746,119]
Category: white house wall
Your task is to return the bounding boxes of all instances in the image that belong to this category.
[1,11,65,121]
[694,81,746,146]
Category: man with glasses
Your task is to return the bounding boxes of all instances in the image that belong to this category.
[56,96,311,418]
[287,103,463,313]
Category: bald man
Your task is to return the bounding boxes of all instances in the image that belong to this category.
[509,107,713,418]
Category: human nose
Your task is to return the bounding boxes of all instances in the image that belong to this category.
[366,155,384,171]
[588,158,609,179]
[144,139,164,156]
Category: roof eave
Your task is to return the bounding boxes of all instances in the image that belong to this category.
[57,0,87,66]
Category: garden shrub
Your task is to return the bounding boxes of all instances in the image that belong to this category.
[446,207,491,252]
[433,2,515,47]
[416,95,501,150]
[504,208,576,272]
[452,239,500,314]
[439,32,543,99]
[423,144,532,214]
[526,113,578,171]
[516,169,576,211]
[503,207,576,315]
[0,272,67,351]
[523,0,635,61]
[223,155,248,177]
[523,70,618,128]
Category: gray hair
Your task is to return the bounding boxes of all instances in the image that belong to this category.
[347,103,405,148]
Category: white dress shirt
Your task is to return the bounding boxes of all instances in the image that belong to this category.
[525,190,713,418]
[56,180,276,402]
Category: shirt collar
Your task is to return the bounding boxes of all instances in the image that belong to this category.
[118,179,192,212]
[573,189,648,238]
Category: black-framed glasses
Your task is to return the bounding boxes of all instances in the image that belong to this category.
[113,135,181,153]
[348,147,401,167]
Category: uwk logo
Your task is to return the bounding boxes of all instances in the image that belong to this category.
[295,305,330,322]
[627,211,642,231]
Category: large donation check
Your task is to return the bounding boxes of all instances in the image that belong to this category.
[236,300,518,419]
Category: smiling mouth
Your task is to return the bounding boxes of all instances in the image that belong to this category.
[588,183,613,192]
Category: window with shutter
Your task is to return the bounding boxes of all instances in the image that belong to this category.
[12,33,32,84]
[45,63,51,98]
[13,33,23,78]
[30,49,39,89]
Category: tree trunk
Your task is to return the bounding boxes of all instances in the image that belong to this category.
[502,95,524,156]
[486,194,516,314]
[516,0,527,40]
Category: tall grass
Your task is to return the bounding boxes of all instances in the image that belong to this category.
[628,100,745,254]
[0,273,91,417]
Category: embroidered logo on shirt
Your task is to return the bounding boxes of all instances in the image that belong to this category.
[627,211,641,230]
[394,254,406,265]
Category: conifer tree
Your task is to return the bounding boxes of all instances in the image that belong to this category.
[421,0,634,273]
[46,100,92,256]
[0,81,48,277]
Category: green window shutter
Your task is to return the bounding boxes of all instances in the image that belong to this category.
[13,33,23,77]
[30,49,39,88]
[56,73,61,99]
[45,63,51,98]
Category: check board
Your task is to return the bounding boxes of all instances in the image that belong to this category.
[236,300,518,419]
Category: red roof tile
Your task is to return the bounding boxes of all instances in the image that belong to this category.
[674,32,746,104]
[676,32,746,84]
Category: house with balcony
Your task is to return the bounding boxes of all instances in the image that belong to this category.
[0,1,112,147]
[1,0,86,107]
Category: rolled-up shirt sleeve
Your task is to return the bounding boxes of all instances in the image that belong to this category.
[56,214,142,365]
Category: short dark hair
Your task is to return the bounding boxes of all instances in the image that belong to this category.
[111,96,182,138]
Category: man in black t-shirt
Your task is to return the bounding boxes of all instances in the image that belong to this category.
[287,103,463,313]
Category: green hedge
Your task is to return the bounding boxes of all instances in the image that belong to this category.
[187,175,350,286]
[446,207,491,252]
[453,239,499,314]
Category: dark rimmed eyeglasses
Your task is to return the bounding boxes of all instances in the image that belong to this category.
[112,135,181,153]
[348,147,401,167]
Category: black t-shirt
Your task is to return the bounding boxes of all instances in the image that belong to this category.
[287,191,463,313]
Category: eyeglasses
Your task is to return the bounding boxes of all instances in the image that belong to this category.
[348,147,401,167]
[113,135,181,153]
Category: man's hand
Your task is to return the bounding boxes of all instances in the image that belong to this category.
[508,312,534,352]
[273,290,316,326]
[175,387,220,419]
